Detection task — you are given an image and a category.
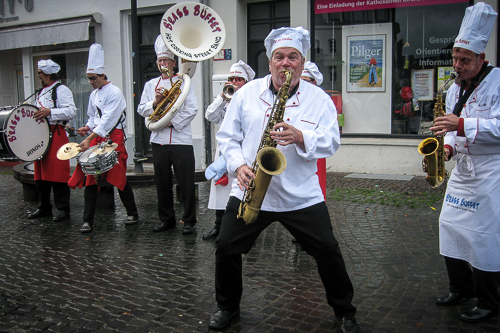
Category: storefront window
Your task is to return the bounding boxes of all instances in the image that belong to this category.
[31,28,95,136]
[313,0,470,135]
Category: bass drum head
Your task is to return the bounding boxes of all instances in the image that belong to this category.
[4,105,51,161]
[0,108,16,159]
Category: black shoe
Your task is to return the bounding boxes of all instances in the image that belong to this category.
[28,209,52,219]
[153,221,176,232]
[436,292,474,306]
[335,316,359,333]
[80,222,92,233]
[124,215,139,225]
[182,222,196,234]
[52,210,70,222]
[460,306,499,323]
[202,226,219,240]
[208,309,240,330]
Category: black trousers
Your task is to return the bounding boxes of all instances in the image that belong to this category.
[214,209,224,228]
[152,143,196,224]
[444,256,500,310]
[83,182,138,226]
[36,180,70,213]
[215,196,356,317]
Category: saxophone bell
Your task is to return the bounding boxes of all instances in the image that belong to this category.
[417,71,456,187]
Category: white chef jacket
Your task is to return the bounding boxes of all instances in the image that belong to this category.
[440,66,500,271]
[205,94,232,210]
[86,82,126,138]
[36,81,76,125]
[137,75,198,145]
[217,75,340,212]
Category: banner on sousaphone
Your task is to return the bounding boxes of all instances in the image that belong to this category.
[146,2,226,132]
[160,2,225,62]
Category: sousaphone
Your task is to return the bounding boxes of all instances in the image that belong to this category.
[145,2,226,131]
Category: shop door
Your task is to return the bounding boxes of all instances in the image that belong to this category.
[0,50,17,107]
[135,14,163,160]
[247,0,290,78]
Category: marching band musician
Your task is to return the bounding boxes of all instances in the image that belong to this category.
[203,60,255,240]
[137,35,198,235]
[28,59,76,222]
[72,43,139,233]
[208,27,358,333]
[430,3,500,323]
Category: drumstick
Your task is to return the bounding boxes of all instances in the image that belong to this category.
[61,124,77,131]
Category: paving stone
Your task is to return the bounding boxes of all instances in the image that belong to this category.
[0,170,499,332]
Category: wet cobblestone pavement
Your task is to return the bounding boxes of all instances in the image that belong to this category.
[1,169,499,332]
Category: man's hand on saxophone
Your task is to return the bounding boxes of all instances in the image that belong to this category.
[270,122,304,148]
[430,113,460,136]
[236,165,255,191]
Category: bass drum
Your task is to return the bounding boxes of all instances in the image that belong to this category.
[0,104,51,161]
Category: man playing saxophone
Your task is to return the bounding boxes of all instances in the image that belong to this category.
[209,27,358,333]
[137,35,198,234]
[430,3,500,323]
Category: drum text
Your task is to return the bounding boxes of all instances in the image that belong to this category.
[7,108,44,143]
[26,141,44,157]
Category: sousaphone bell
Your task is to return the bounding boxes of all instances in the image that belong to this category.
[145,2,226,131]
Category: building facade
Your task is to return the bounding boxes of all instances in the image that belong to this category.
[0,0,497,175]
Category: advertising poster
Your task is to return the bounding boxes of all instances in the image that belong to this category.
[437,66,455,93]
[315,0,470,14]
[347,35,385,92]
[412,69,434,101]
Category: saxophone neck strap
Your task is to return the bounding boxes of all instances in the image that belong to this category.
[453,62,493,116]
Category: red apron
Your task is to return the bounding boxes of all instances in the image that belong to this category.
[34,124,70,183]
[84,129,128,191]
[316,158,326,200]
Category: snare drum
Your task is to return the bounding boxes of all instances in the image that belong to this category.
[0,104,51,161]
[78,147,118,175]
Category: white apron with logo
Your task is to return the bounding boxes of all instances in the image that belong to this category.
[439,153,500,272]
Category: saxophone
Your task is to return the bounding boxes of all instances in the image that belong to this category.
[237,70,292,224]
[417,71,457,188]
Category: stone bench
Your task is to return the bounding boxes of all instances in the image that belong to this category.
[13,162,207,206]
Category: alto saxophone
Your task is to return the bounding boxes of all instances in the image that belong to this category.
[417,71,457,187]
[237,70,292,224]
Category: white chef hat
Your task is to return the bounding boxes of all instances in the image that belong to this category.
[301,61,323,85]
[87,43,106,75]
[454,2,498,54]
[228,60,255,81]
[38,59,60,75]
[264,26,310,59]
[155,35,175,60]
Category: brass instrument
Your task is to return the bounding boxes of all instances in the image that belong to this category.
[417,71,457,187]
[148,66,182,122]
[237,70,292,224]
[145,2,226,131]
[222,83,238,101]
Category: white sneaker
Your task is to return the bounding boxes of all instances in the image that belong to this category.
[80,222,92,233]
[125,215,139,225]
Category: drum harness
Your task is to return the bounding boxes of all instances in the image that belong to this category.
[34,83,68,137]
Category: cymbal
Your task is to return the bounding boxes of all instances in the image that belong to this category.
[56,142,80,160]
[91,143,118,155]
